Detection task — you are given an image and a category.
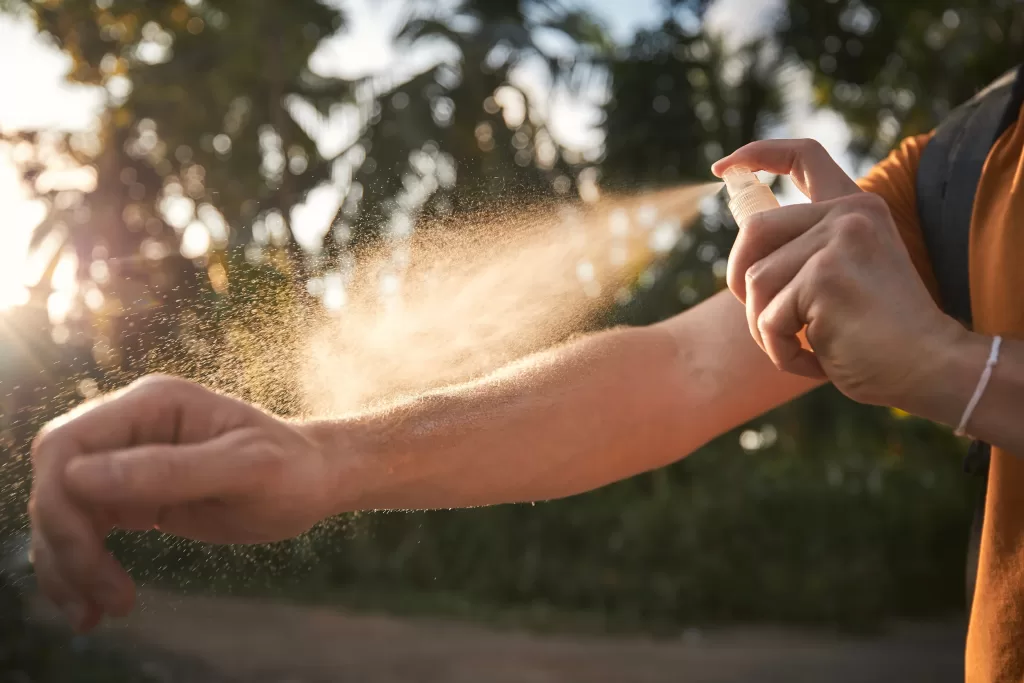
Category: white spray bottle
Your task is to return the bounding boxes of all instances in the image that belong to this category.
[721,165,814,353]
[722,166,779,227]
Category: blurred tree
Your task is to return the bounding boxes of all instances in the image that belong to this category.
[603,17,781,324]
[781,0,1024,158]
[27,0,350,243]
[336,0,610,254]
[2,0,352,372]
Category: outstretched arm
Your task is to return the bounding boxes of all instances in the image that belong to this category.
[310,289,823,513]
[30,289,819,631]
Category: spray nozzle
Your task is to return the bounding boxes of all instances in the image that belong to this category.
[720,166,780,227]
[722,166,761,197]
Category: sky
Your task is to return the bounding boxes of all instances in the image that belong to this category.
[0,0,850,311]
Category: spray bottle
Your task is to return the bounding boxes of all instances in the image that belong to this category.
[721,165,814,354]
[722,167,779,227]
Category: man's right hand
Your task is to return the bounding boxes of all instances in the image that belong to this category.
[29,375,335,632]
[712,140,961,409]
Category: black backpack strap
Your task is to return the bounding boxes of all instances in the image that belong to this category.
[916,66,1021,327]
[915,63,1024,611]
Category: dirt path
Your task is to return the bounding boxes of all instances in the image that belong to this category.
[29,590,965,683]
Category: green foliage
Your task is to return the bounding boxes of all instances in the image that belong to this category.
[602,18,781,323]
[342,0,597,250]
[781,0,1024,157]
[27,0,349,243]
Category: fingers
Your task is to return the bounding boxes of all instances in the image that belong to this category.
[757,261,827,380]
[65,430,267,508]
[105,504,165,532]
[713,139,861,202]
[27,374,229,631]
[30,531,98,631]
[90,551,137,618]
[726,200,836,302]
[744,229,830,351]
[29,494,133,630]
[43,375,202,454]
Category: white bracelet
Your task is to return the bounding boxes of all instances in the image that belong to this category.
[955,335,1002,437]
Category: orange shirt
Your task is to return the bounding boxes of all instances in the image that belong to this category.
[858,105,1024,682]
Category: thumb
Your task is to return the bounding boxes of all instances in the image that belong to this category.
[712,138,860,202]
[64,431,267,508]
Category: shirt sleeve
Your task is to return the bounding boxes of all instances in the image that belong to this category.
[856,133,941,304]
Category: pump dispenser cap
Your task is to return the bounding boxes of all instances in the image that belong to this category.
[721,166,781,226]
[722,166,760,197]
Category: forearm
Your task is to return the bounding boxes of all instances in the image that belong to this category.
[304,291,821,512]
[902,329,1024,454]
[307,326,689,512]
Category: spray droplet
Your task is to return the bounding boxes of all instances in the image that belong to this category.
[636,204,658,227]
[650,221,680,253]
[609,209,629,236]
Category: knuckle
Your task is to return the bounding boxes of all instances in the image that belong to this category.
[31,429,48,455]
[27,493,38,518]
[774,355,796,374]
[726,270,743,299]
[744,264,768,302]
[261,452,288,483]
[112,454,156,494]
[834,212,874,240]
[133,373,178,392]
[30,483,60,524]
[132,373,195,401]
[31,424,66,462]
[745,261,765,287]
[757,315,781,344]
[809,252,841,290]
[800,138,826,156]
[832,214,879,260]
[726,255,748,298]
[853,190,888,214]
[251,440,288,480]
[745,211,769,232]
[45,526,89,572]
[106,454,132,490]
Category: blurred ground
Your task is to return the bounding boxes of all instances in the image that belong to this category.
[29,589,965,683]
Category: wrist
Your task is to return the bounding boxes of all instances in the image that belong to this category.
[299,416,385,516]
[894,319,991,429]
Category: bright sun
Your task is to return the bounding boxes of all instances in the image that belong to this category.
[0,15,105,315]
[0,159,43,312]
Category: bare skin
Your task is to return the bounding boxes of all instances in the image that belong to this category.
[28,140,1024,633]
